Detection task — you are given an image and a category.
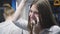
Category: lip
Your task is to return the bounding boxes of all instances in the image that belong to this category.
[30,18,37,24]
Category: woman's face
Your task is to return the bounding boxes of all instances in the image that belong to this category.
[29,4,39,24]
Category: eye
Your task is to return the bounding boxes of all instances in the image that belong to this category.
[34,11,38,14]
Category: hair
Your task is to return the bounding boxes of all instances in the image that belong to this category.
[3,3,14,17]
[28,0,57,34]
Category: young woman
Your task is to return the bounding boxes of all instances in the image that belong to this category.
[28,0,57,34]
[13,0,60,34]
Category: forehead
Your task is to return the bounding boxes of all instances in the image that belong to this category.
[30,4,38,12]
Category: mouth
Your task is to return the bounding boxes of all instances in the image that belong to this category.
[30,18,37,25]
[29,15,39,26]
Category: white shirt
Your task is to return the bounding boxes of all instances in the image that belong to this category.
[49,25,60,34]
[0,20,21,34]
[14,18,28,30]
[14,18,30,34]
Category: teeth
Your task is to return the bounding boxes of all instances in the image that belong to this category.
[30,17,39,25]
[32,20,35,24]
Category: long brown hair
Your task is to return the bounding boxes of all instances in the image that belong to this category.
[28,0,57,34]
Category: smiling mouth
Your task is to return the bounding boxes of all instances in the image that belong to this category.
[30,19,37,25]
[31,16,39,24]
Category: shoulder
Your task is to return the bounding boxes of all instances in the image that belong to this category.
[10,26,22,34]
[49,25,60,31]
[0,21,11,28]
[40,25,60,34]
[49,25,60,34]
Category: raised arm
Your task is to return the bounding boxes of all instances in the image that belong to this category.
[11,0,34,31]
[12,0,27,21]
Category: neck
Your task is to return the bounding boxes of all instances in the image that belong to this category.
[5,16,12,21]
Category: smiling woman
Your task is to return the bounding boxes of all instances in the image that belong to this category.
[28,0,58,34]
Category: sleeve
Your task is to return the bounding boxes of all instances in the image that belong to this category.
[49,25,60,34]
[13,18,28,31]
[10,27,23,34]
[12,0,27,21]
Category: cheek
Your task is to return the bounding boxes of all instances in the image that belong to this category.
[35,14,39,22]
[35,14,39,18]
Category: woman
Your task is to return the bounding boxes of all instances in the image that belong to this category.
[13,0,60,34]
[28,0,57,34]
